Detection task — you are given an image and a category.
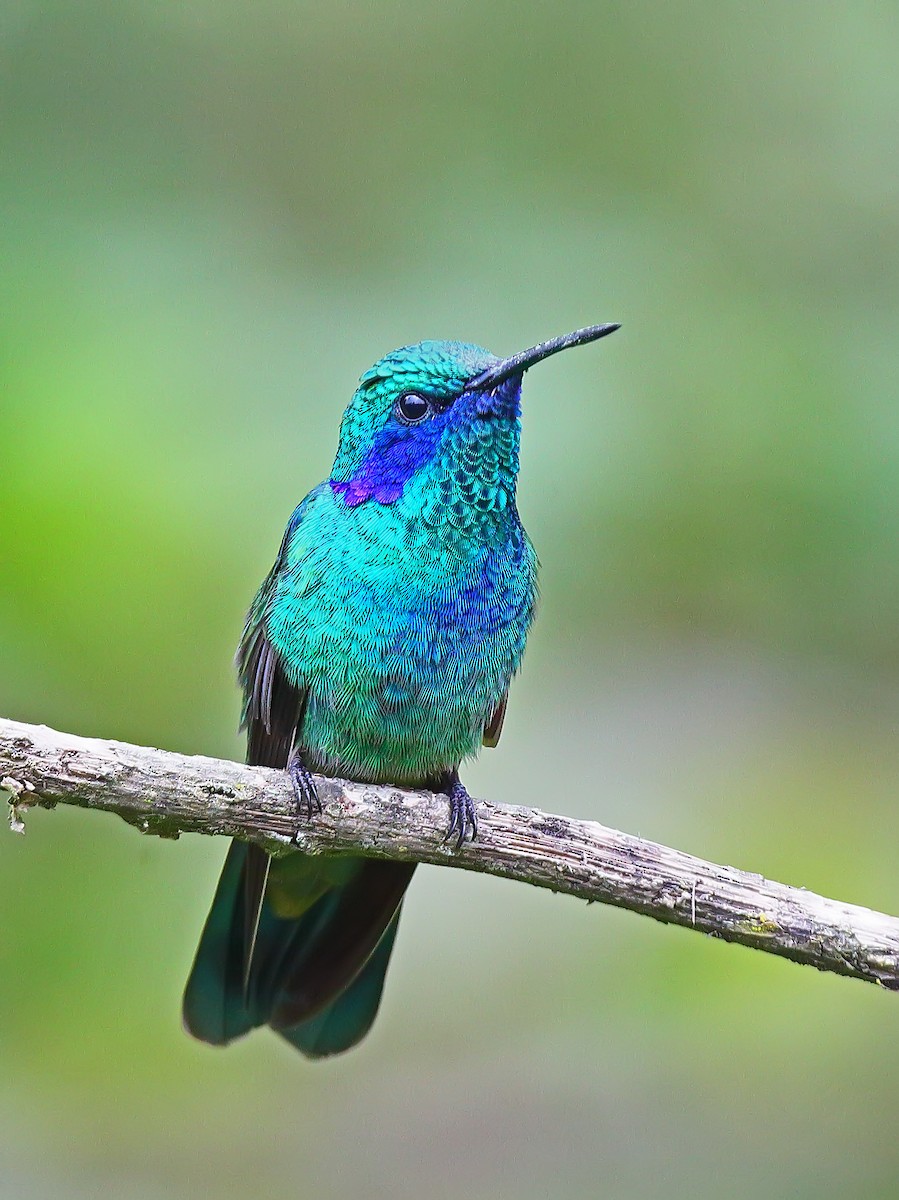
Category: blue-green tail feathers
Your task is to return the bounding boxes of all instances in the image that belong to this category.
[183,841,254,1044]
[183,841,413,1058]
[277,910,402,1057]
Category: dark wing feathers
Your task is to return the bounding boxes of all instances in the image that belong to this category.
[483,691,508,749]
[233,530,308,989]
[236,593,306,771]
[240,627,305,769]
[236,496,311,765]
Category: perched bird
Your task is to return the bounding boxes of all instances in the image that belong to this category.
[183,324,619,1058]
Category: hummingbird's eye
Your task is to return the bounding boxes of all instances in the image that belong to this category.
[396,392,430,424]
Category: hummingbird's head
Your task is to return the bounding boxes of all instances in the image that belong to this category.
[329,326,619,515]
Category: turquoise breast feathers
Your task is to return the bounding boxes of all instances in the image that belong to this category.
[264,479,538,784]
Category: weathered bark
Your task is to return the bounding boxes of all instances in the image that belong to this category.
[2,715,898,990]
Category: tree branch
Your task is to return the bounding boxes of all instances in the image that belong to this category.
[2,714,898,991]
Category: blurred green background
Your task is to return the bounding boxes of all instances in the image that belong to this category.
[3,3,899,1197]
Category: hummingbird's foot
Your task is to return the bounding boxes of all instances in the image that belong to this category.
[443,773,477,850]
[287,749,321,824]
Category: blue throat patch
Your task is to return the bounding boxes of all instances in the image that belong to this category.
[330,377,522,509]
[330,406,449,507]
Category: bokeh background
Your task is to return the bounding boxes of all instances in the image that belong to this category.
[3,3,899,1197]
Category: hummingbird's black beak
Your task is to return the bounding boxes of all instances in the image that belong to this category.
[468,323,620,391]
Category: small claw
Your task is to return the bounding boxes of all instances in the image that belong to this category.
[443,777,477,850]
[287,751,321,825]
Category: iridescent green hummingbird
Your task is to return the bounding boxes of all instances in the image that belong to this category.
[183,323,619,1057]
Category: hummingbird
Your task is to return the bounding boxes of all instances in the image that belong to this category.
[183,323,619,1058]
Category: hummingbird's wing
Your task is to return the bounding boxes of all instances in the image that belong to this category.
[483,691,508,748]
[236,617,307,985]
[237,495,314,767]
[238,615,306,768]
[235,511,309,986]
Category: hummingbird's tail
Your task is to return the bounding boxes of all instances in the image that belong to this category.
[183,840,414,1058]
